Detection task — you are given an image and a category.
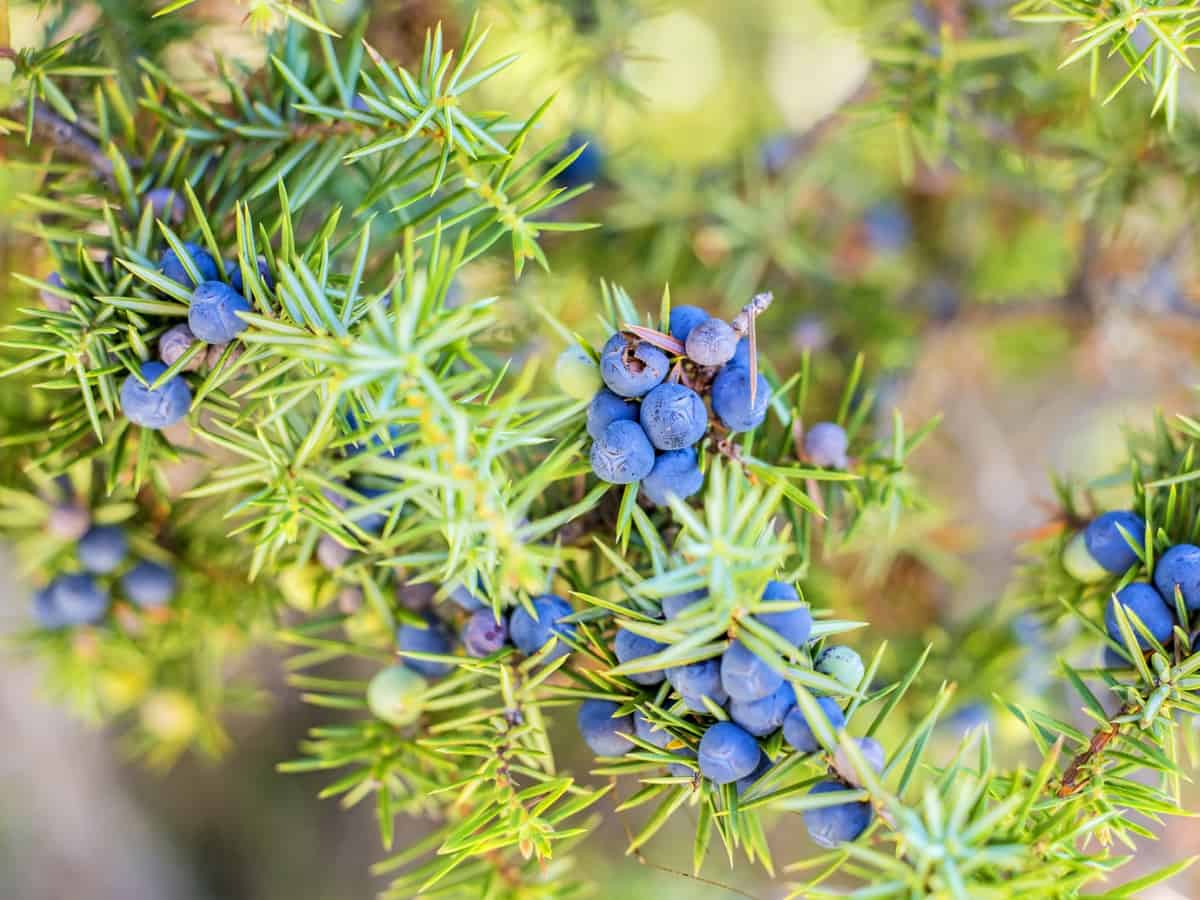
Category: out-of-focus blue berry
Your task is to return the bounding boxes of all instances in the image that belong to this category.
[41,271,71,312]
[77,524,128,574]
[662,588,706,619]
[120,561,176,608]
[448,580,486,611]
[668,305,710,342]
[49,573,109,625]
[698,721,760,785]
[735,751,772,796]
[782,695,844,752]
[721,640,784,702]
[553,132,603,189]
[816,646,865,690]
[642,447,704,506]
[160,243,220,288]
[685,318,738,367]
[189,281,251,344]
[47,504,90,541]
[1083,510,1146,574]
[1103,646,1131,669]
[863,203,911,253]
[614,628,667,685]
[577,699,634,756]
[803,781,872,847]
[463,609,509,657]
[639,383,707,451]
[590,419,655,484]
[600,334,669,398]
[668,748,697,778]
[351,93,371,112]
[1153,543,1200,611]
[351,486,391,534]
[144,188,185,225]
[729,682,795,737]
[397,618,454,678]
[835,736,885,778]
[805,422,849,469]
[757,580,812,646]
[759,133,796,176]
[345,414,408,461]
[120,361,192,429]
[316,534,354,570]
[943,702,991,736]
[666,657,724,710]
[711,365,770,432]
[158,323,203,372]
[509,594,576,661]
[587,388,638,440]
[225,256,275,294]
[1105,582,1173,650]
[633,710,672,749]
[33,587,65,629]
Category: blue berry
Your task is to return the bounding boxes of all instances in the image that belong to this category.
[345,416,408,461]
[160,243,220,288]
[614,628,667,685]
[666,657,724,709]
[41,271,71,312]
[805,422,849,469]
[367,665,426,726]
[1153,544,1200,611]
[600,334,669,398]
[397,618,454,678]
[48,573,109,625]
[33,587,65,629]
[554,132,603,188]
[509,594,576,661]
[759,133,796,176]
[47,504,90,541]
[120,561,176,608]
[1103,646,1131,669]
[316,534,354,570]
[698,722,760,785]
[1105,582,1173,649]
[803,781,872,847]
[863,203,911,253]
[1084,510,1146,574]
[711,365,770,432]
[352,486,390,534]
[351,93,371,112]
[590,419,655,484]
[144,188,185,225]
[633,710,672,749]
[668,305,709,342]
[835,736,886,777]
[120,361,192,429]
[642,447,704,506]
[669,748,697,778]
[226,257,275,294]
[462,610,509,657]
[577,699,634,756]
[782,695,845,752]
[721,640,784,702]
[729,682,795,737]
[730,337,751,369]
[639,383,707,450]
[685,318,738,367]
[448,581,486,611]
[188,281,251,344]
[815,646,865,690]
[662,588,706,619]
[587,388,638,440]
[735,752,772,796]
[77,524,128,574]
[758,580,812,646]
[158,324,203,372]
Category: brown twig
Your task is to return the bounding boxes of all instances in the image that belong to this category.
[1055,706,1132,798]
[621,322,685,355]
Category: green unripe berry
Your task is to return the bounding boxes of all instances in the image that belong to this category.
[815,645,865,691]
[1061,531,1109,583]
[367,665,427,726]
[555,344,602,400]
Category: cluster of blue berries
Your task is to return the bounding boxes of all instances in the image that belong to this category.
[367,588,578,726]
[33,513,177,630]
[572,306,773,505]
[116,241,272,430]
[1064,510,1200,661]
[574,580,879,847]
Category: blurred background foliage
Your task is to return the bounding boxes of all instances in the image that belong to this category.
[4,0,1200,897]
